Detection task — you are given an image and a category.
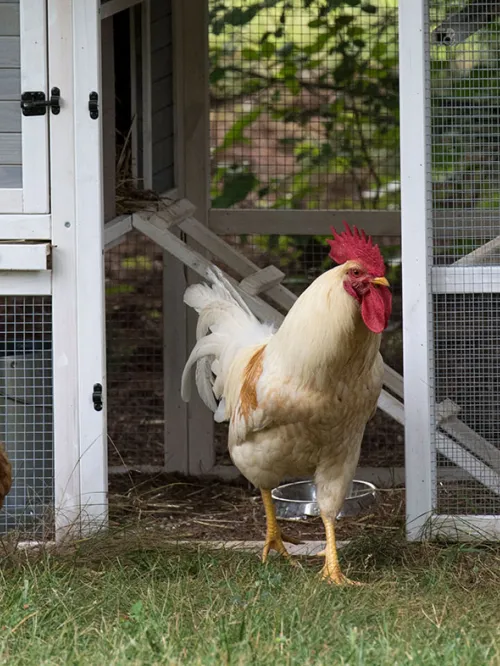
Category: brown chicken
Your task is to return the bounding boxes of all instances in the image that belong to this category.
[0,443,12,511]
[181,223,392,584]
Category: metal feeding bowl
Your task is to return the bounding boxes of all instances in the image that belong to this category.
[271,479,377,521]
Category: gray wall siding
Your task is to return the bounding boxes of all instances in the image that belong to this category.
[150,0,174,193]
[0,0,21,189]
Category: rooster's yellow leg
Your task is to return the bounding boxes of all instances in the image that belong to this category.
[260,489,300,564]
[320,513,362,586]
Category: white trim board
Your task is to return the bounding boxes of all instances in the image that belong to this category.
[429,515,500,541]
[399,0,436,541]
[432,266,500,294]
[0,270,51,295]
[0,215,51,240]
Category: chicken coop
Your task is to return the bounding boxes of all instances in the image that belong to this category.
[0,0,497,542]
[401,0,500,540]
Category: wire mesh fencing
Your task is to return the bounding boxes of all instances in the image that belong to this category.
[105,232,165,470]
[209,0,400,212]
[0,297,53,537]
[430,0,500,514]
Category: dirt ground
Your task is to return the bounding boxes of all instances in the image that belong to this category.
[109,472,405,543]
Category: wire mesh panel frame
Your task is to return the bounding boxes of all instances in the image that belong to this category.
[0,0,107,540]
[401,0,500,541]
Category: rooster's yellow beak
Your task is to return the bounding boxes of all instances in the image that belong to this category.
[371,276,390,288]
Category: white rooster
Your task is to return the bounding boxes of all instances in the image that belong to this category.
[181,223,392,584]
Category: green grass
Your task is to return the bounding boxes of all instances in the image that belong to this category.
[0,533,500,665]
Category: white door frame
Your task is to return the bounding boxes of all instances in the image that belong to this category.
[48,0,106,539]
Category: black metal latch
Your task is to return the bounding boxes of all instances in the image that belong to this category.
[21,87,61,116]
[92,383,103,412]
[88,91,99,120]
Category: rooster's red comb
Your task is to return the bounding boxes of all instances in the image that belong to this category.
[326,222,385,276]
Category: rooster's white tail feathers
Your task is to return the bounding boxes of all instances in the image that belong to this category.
[181,268,275,421]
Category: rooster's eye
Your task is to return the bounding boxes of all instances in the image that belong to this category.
[352,269,361,277]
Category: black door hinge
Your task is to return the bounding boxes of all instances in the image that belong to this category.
[21,87,61,116]
[92,383,103,412]
[88,91,99,119]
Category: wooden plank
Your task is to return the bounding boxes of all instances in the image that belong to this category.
[0,4,19,35]
[240,265,285,296]
[151,0,169,22]
[151,44,172,83]
[99,0,143,20]
[179,217,296,309]
[133,212,283,327]
[161,0,187,473]
[140,0,152,189]
[431,266,500,294]
[0,133,21,164]
[101,17,116,222]
[0,101,21,132]
[453,235,500,266]
[73,0,108,532]
[103,214,133,249]
[0,69,20,101]
[430,515,500,541]
[209,209,402,237]
[436,433,500,497]
[19,0,49,213]
[0,188,22,212]
[383,364,404,399]
[163,229,189,473]
[0,165,21,187]
[0,36,19,66]
[152,135,174,187]
[152,102,174,139]
[440,416,500,475]
[48,0,82,540]
[0,214,51,239]
[0,270,51,295]
[150,8,171,53]
[0,242,49,269]
[175,0,215,476]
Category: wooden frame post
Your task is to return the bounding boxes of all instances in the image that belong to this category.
[163,0,214,474]
[399,0,436,541]
[49,0,106,539]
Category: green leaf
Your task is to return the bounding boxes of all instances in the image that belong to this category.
[224,6,261,27]
[219,107,263,151]
[212,172,258,208]
[209,67,226,85]
[241,48,261,61]
[260,41,276,58]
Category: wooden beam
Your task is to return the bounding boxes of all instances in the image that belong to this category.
[239,266,285,296]
[100,0,144,21]
[175,0,215,476]
[101,16,116,222]
[103,214,133,250]
[209,209,402,237]
[132,213,283,327]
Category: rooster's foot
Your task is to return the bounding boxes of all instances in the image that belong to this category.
[262,535,297,564]
[319,512,363,586]
[260,488,301,565]
[320,564,363,586]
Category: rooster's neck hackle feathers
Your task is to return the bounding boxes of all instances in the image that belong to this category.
[327,221,385,277]
[266,265,380,389]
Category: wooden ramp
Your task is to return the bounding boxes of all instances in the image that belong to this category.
[104,195,500,495]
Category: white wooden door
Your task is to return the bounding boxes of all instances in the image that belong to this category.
[0,0,49,216]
